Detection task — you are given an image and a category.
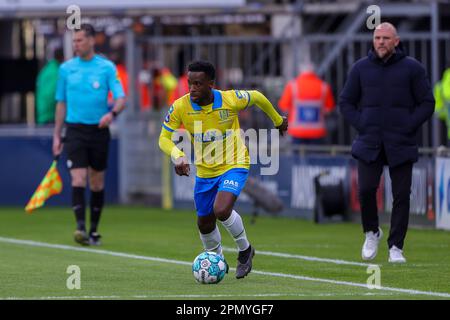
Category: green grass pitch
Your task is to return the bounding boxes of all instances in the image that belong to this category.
[0,206,449,300]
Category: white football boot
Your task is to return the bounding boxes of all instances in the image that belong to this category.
[388,245,406,263]
[361,227,383,260]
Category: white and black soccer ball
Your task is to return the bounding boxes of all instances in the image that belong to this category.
[192,251,227,284]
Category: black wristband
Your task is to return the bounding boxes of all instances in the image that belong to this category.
[111,110,119,118]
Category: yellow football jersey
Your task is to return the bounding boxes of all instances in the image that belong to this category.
[159,89,283,178]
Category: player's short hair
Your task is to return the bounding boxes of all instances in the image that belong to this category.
[75,23,96,38]
[188,61,215,81]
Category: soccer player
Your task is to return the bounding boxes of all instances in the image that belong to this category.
[52,24,126,246]
[158,61,288,279]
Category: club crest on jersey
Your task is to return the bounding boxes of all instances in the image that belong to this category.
[218,110,229,120]
[165,105,174,122]
[235,90,244,99]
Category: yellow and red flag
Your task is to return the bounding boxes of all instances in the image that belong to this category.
[25,160,63,213]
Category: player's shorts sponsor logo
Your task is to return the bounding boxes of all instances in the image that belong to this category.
[224,179,239,188]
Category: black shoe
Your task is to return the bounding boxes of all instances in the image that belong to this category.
[236,245,255,279]
[74,230,90,246]
[89,232,102,246]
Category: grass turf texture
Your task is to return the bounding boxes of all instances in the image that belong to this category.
[0,206,449,300]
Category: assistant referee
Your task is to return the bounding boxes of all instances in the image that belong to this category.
[53,24,126,246]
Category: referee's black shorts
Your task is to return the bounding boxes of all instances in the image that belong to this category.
[63,123,111,171]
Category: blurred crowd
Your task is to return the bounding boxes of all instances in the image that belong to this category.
[34,26,450,147]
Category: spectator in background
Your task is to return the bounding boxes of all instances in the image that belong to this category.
[434,61,450,145]
[172,72,189,103]
[109,50,128,107]
[109,49,155,112]
[278,62,335,145]
[172,51,190,104]
[151,65,178,110]
[339,22,434,263]
[35,48,64,125]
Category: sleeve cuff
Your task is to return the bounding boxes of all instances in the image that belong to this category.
[171,149,185,161]
[274,115,284,127]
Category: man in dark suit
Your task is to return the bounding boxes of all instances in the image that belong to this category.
[339,22,434,263]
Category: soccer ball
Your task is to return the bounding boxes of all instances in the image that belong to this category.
[192,251,227,284]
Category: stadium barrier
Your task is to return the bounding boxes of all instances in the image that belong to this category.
[435,156,450,230]
[170,150,438,229]
[0,126,119,207]
[0,125,446,231]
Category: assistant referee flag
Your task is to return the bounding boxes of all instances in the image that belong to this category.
[25,160,62,213]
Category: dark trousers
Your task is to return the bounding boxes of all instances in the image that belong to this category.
[358,149,413,250]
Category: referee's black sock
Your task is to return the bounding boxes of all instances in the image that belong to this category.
[72,187,86,232]
[90,190,104,235]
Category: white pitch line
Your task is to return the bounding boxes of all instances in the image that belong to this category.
[1,237,449,299]
[0,236,192,266]
[1,292,396,300]
[223,247,377,267]
[250,270,450,298]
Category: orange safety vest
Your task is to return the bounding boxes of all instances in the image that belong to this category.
[279,72,335,139]
[289,80,327,138]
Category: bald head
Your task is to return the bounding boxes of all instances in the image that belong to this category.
[375,22,398,37]
[373,22,400,60]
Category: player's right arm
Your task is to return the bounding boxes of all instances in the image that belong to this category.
[158,104,190,176]
[53,65,67,157]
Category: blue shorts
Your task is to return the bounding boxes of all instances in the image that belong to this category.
[194,168,249,217]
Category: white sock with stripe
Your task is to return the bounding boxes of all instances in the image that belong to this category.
[199,225,223,256]
[220,209,250,252]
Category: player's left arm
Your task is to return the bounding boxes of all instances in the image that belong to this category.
[241,90,288,135]
[99,64,127,128]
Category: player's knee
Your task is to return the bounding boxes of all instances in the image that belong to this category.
[197,220,215,234]
[90,179,104,192]
[71,174,87,187]
[213,205,232,221]
[89,173,105,191]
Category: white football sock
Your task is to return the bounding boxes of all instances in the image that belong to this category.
[220,209,250,252]
[199,225,223,256]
